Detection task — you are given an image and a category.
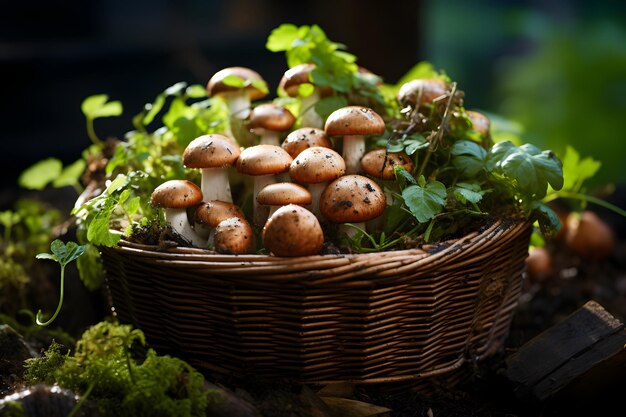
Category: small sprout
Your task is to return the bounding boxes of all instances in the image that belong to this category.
[35,239,87,326]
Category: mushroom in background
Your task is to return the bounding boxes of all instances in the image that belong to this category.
[247,103,296,146]
[360,149,414,181]
[320,174,386,240]
[207,66,268,144]
[565,210,615,261]
[325,106,385,174]
[182,134,240,204]
[278,63,332,129]
[262,204,324,257]
[397,78,449,113]
[151,180,205,247]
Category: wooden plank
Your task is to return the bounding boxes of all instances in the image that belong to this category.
[505,300,626,401]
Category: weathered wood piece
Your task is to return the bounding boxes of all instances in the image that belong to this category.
[505,300,626,402]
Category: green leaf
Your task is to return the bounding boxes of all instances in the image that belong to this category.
[530,201,561,239]
[87,208,121,247]
[52,159,86,188]
[126,196,141,216]
[0,211,21,229]
[106,174,129,194]
[314,96,348,121]
[452,182,485,204]
[487,141,563,198]
[142,94,166,126]
[18,158,63,190]
[560,145,601,192]
[404,135,428,155]
[37,239,86,268]
[221,74,246,88]
[394,166,417,188]
[451,140,487,177]
[402,180,447,223]
[185,84,208,99]
[266,23,300,51]
[81,94,123,119]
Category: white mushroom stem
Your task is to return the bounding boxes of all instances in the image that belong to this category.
[300,89,323,129]
[343,135,366,174]
[307,182,327,220]
[165,208,207,248]
[224,91,252,120]
[200,168,233,203]
[252,128,280,146]
[253,174,276,227]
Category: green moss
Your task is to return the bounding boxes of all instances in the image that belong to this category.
[1,401,26,417]
[23,320,209,417]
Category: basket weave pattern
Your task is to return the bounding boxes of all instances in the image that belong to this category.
[101,218,531,384]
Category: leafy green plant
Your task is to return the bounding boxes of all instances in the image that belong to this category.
[34,240,86,326]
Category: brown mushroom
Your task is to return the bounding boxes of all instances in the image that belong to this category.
[262,204,324,257]
[324,106,385,175]
[247,103,296,146]
[360,149,414,181]
[281,127,332,158]
[151,180,205,247]
[319,174,386,238]
[236,144,293,226]
[207,66,268,120]
[278,63,332,129]
[194,200,246,242]
[213,217,253,254]
[207,66,268,145]
[289,146,346,219]
[182,134,240,203]
[257,182,312,218]
[397,78,448,111]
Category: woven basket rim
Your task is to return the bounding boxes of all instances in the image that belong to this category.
[111,216,530,261]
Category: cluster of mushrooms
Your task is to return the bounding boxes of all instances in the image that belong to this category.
[150,65,489,257]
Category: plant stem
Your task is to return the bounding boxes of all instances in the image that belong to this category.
[68,380,95,417]
[36,265,65,326]
[417,82,458,178]
[86,118,103,147]
[544,191,626,217]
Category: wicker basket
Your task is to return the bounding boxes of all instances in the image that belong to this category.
[101,217,532,386]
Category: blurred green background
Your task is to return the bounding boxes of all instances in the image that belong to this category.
[424,0,626,188]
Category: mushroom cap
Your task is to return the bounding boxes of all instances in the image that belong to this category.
[213,217,253,254]
[278,63,315,97]
[195,201,246,228]
[397,79,448,108]
[262,204,324,257]
[281,127,332,158]
[467,110,491,137]
[183,134,241,169]
[247,103,296,132]
[257,182,312,207]
[289,146,346,184]
[320,175,386,223]
[324,106,386,137]
[360,149,414,180]
[207,66,268,101]
[236,144,293,176]
[151,180,203,209]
